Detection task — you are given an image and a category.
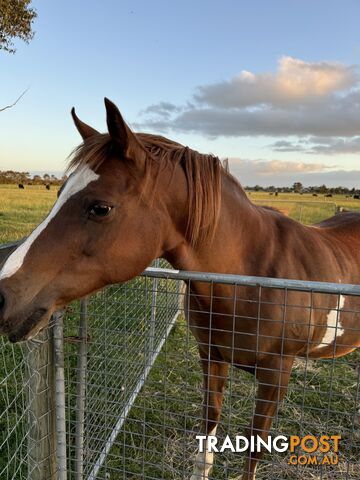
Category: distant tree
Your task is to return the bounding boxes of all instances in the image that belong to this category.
[292,182,303,193]
[43,173,50,181]
[318,184,328,194]
[32,174,42,184]
[0,0,37,54]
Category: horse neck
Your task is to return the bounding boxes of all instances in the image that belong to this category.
[162,168,262,274]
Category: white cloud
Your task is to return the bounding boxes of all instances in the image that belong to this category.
[228,158,329,175]
[136,56,360,142]
[194,56,357,107]
[227,159,360,188]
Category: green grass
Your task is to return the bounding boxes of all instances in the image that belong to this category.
[1,186,359,245]
[247,191,360,225]
[0,185,360,478]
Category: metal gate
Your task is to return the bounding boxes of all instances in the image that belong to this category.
[1,245,359,479]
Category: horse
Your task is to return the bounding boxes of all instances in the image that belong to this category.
[0,99,359,479]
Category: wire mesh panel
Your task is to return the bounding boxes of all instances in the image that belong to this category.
[59,269,360,480]
[0,267,359,479]
[0,329,56,480]
[62,269,360,480]
[63,270,181,479]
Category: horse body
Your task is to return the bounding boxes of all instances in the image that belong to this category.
[0,100,359,479]
[166,171,360,479]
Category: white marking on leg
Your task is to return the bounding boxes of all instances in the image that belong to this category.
[315,295,345,350]
[253,463,257,479]
[191,426,217,480]
[0,165,99,280]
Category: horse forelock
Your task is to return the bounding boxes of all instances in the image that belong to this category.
[67,132,243,248]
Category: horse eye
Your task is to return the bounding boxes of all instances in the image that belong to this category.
[89,204,113,217]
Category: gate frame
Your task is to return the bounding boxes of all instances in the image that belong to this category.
[1,241,360,479]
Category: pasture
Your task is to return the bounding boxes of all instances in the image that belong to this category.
[1,184,360,479]
[1,184,360,244]
[0,184,58,244]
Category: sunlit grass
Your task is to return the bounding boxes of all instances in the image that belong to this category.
[0,184,58,243]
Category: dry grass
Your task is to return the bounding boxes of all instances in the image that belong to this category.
[0,184,58,243]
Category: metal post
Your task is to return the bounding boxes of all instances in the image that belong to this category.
[148,259,160,358]
[26,329,57,480]
[53,312,67,480]
[75,298,89,480]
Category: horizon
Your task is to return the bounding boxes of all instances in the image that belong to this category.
[0,169,358,191]
[0,1,360,188]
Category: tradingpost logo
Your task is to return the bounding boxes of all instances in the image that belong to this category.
[196,434,341,465]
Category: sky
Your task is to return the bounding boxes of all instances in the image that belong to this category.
[1,0,360,187]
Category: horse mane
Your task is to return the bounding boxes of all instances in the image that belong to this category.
[68,132,240,247]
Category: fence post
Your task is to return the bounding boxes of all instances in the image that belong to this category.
[26,329,57,480]
[148,259,160,357]
[53,311,67,480]
[75,298,89,480]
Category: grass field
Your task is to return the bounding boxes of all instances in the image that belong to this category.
[0,184,360,479]
[0,184,58,244]
[1,184,360,244]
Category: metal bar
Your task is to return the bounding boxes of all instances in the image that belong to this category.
[142,268,360,295]
[53,312,67,480]
[148,259,160,359]
[1,240,359,295]
[87,309,181,480]
[74,299,89,480]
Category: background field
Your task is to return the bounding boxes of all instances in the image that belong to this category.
[1,184,360,479]
[0,184,58,244]
[1,184,360,244]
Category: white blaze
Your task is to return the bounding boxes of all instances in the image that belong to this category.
[315,295,345,350]
[191,426,217,480]
[0,165,99,280]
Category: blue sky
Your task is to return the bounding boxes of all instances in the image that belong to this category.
[1,0,360,186]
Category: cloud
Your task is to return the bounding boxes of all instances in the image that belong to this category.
[136,56,360,140]
[226,159,360,188]
[271,140,306,152]
[194,56,356,108]
[141,101,181,117]
[270,136,360,154]
[228,158,329,175]
[308,136,360,154]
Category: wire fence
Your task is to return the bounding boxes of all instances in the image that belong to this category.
[0,248,359,479]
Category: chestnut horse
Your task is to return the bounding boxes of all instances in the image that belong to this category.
[0,99,359,479]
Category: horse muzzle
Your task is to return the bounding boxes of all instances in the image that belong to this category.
[5,308,49,343]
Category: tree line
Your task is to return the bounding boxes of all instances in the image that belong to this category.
[0,170,65,186]
[246,182,360,196]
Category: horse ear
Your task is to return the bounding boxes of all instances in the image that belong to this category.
[71,108,99,139]
[104,98,138,154]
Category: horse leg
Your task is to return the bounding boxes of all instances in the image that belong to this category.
[191,355,229,480]
[241,356,294,480]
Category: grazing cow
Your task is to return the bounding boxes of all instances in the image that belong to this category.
[354,195,360,199]
[18,184,24,189]
[325,193,333,197]
[312,193,318,197]
[46,185,50,190]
